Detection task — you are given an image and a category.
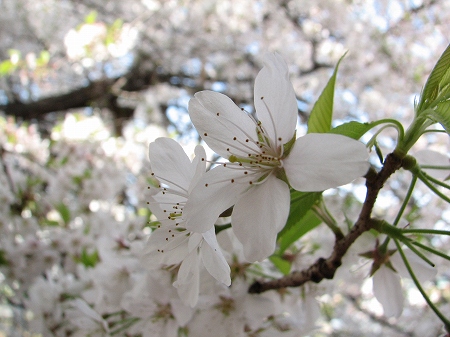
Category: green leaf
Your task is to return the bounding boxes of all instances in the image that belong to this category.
[329,121,374,139]
[426,100,450,134]
[36,50,50,67]
[278,190,321,240]
[269,255,291,275]
[84,11,98,24]
[0,60,15,76]
[308,53,346,133]
[278,209,322,253]
[417,44,450,113]
[76,248,100,268]
[43,219,60,227]
[56,203,71,225]
[0,250,8,266]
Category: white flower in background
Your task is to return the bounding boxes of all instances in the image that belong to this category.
[186,278,276,337]
[372,249,437,318]
[121,271,194,337]
[65,298,109,337]
[415,149,450,180]
[185,53,370,262]
[146,137,231,307]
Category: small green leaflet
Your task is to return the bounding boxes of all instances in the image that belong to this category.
[269,255,291,275]
[56,203,71,226]
[427,100,450,134]
[307,53,347,134]
[417,43,450,114]
[329,121,375,140]
[75,248,100,268]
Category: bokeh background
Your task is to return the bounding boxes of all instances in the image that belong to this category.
[0,0,449,336]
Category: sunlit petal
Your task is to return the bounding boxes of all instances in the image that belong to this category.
[189,145,207,193]
[201,228,231,286]
[149,137,194,192]
[284,133,369,191]
[184,165,251,233]
[232,175,290,262]
[189,91,259,158]
[373,265,404,318]
[254,53,297,146]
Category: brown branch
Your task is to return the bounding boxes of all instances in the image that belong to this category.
[0,79,116,119]
[248,152,404,294]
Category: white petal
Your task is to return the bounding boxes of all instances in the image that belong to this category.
[189,91,260,158]
[145,226,189,265]
[174,270,200,308]
[373,265,404,318]
[174,251,200,307]
[70,298,104,325]
[189,145,207,193]
[201,228,231,286]
[149,137,193,192]
[170,298,195,326]
[184,165,251,233]
[232,175,290,262]
[254,53,297,147]
[187,232,203,252]
[415,150,450,180]
[284,133,370,192]
[391,249,437,284]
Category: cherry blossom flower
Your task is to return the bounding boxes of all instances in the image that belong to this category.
[184,53,370,261]
[145,137,231,307]
[372,249,437,318]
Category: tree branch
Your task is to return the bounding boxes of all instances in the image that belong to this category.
[248,152,404,294]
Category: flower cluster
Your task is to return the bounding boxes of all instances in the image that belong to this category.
[147,53,370,305]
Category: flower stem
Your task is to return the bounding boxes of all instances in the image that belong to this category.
[394,240,450,332]
[417,171,450,203]
[312,202,344,240]
[411,241,450,262]
[393,175,417,227]
[419,170,450,190]
[402,228,450,236]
